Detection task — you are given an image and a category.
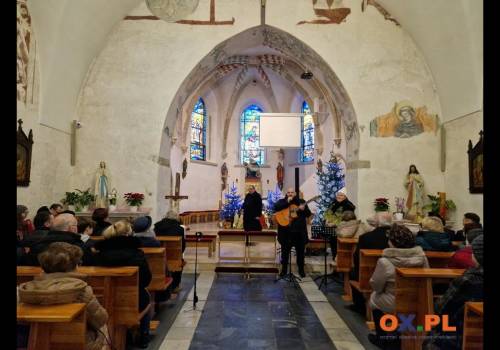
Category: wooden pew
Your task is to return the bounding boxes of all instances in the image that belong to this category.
[156,236,183,272]
[17,266,144,350]
[186,234,217,257]
[463,302,483,350]
[335,237,358,300]
[17,303,87,350]
[140,247,172,292]
[395,267,465,350]
[217,230,247,263]
[350,249,455,328]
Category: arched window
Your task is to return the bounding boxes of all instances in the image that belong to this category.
[240,104,265,165]
[190,98,207,161]
[301,101,314,162]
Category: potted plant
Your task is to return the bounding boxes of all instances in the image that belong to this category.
[423,194,456,220]
[124,192,144,212]
[108,188,118,212]
[374,197,390,212]
[76,188,95,212]
[62,191,80,211]
[394,197,405,221]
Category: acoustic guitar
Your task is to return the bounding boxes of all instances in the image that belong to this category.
[273,196,318,227]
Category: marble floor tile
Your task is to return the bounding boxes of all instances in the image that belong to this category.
[159,339,192,350]
[332,340,366,350]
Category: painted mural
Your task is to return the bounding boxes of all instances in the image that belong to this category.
[370,101,439,138]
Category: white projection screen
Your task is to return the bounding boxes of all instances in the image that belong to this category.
[259,113,302,148]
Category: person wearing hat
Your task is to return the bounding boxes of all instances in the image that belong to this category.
[424,234,483,350]
[367,224,429,349]
[133,215,161,247]
[323,187,356,261]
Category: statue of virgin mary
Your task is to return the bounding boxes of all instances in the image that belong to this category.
[94,161,110,208]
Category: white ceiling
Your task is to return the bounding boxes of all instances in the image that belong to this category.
[26,0,482,131]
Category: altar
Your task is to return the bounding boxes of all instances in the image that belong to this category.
[76,207,151,223]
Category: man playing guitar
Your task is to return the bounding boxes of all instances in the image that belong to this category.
[274,187,312,277]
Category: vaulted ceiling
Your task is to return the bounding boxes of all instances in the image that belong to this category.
[27,0,482,132]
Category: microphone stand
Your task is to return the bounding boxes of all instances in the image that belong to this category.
[185,231,202,313]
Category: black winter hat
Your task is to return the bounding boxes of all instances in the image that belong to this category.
[133,215,152,233]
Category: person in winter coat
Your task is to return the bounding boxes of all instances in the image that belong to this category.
[93,220,152,348]
[18,242,108,350]
[368,224,429,349]
[20,211,54,248]
[448,228,483,269]
[154,210,186,292]
[22,213,95,266]
[242,185,263,231]
[91,208,112,236]
[424,234,484,350]
[452,212,482,242]
[336,211,369,238]
[416,216,454,251]
[17,204,34,241]
[133,216,161,247]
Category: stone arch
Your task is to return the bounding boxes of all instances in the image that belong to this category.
[157,25,360,211]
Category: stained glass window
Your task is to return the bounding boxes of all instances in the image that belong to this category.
[301,101,314,162]
[240,104,265,165]
[190,98,207,161]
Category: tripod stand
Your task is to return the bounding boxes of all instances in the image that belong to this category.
[275,243,301,288]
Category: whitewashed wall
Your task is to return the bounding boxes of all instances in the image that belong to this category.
[28,0,451,222]
[443,112,483,229]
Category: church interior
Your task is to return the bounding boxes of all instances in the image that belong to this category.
[17,1,483,349]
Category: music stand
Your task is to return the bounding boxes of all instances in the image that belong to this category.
[312,225,339,290]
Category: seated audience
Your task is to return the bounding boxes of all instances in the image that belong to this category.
[448,228,482,269]
[368,224,429,349]
[36,206,50,214]
[21,211,54,247]
[17,205,34,241]
[18,242,108,350]
[77,217,96,249]
[349,212,392,313]
[428,212,456,240]
[91,208,112,236]
[416,216,454,251]
[453,212,482,242]
[22,213,95,266]
[49,203,64,217]
[154,210,186,293]
[424,234,483,350]
[336,211,368,238]
[94,220,152,348]
[133,216,161,247]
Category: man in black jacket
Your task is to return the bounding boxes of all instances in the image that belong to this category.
[22,213,95,266]
[242,186,263,231]
[274,188,312,278]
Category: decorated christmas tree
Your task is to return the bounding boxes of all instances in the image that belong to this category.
[220,183,243,220]
[264,185,283,216]
[312,152,345,225]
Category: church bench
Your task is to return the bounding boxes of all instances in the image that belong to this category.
[395,267,465,350]
[247,231,278,265]
[17,302,87,350]
[335,237,358,301]
[181,210,220,224]
[156,236,183,272]
[186,234,217,257]
[217,230,278,265]
[217,230,247,263]
[17,265,145,350]
[463,302,483,350]
[140,247,173,292]
[349,249,456,328]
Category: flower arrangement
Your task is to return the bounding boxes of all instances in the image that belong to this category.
[124,192,144,207]
[422,195,456,215]
[394,197,405,213]
[108,189,117,205]
[76,188,95,208]
[62,191,80,206]
[374,197,390,212]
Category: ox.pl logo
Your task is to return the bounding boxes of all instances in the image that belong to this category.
[380,314,457,332]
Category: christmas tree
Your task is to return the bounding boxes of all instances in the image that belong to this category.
[264,185,283,216]
[312,153,345,225]
[220,183,243,220]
